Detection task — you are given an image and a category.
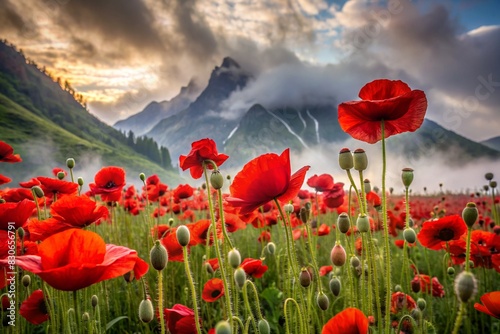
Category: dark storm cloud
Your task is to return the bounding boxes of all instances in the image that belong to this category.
[0,0,39,39]
[55,0,167,56]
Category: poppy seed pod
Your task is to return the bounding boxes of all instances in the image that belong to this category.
[417,298,426,311]
[337,212,351,234]
[300,207,309,223]
[364,179,371,193]
[150,240,168,271]
[210,170,224,189]
[234,267,247,289]
[454,271,477,303]
[77,177,84,186]
[284,203,294,214]
[402,168,414,188]
[205,262,214,275]
[82,312,90,322]
[258,319,270,334]
[57,171,65,180]
[490,180,497,188]
[353,149,368,171]
[329,277,341,297]
[330,243,346,267]
[299,268,312,287]
[403,228,417,244]
[18,227,25,239]
[66,158,75,169]
[339,148,354,170]
[228,248,242,269]
[316,292,330,311]
[139,173,146,182]
[215,320,232,334]
[138,299,154,323]
[176,225,190,247]
[462,202,478,228]
[485,172,494,181]
[350,256,360,268]
[356,214,370,233]
[447,267,455,276]
[32,186,44,198]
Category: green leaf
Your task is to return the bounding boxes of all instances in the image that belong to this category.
[106,316,128,332]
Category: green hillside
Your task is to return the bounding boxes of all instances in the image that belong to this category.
[0,40,183,186]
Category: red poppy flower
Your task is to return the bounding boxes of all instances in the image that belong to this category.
[37,177,78,198]
[417,215,467,250]
[179,138,229,179]
[160,228,184,262]
[52,167,67,178]
[338,79,427,143]
[19,178,41,188]
[174,184,194,200]
[0,230,38,258]
[202,278,225,302]
[323,184,345,209]
[164,304,198,334]
[8,229,148,291]
[226,148,310,214]
[316,223,331,236]
[391,292,416,314]
[307,174,334,192]
[89,166,126,202]
[411,274,445,297]
[319,265,333,277]
[0,198,36,230]
[205,258,219,271]
[28,195,108,241]
[322,307,369,334]
[0,141,22,163]
[474,291,500,319]
[20,289,49,325]
[145,175,168,202]
[240,258,268,278]
[0,173,11,185]
[366,191,381,208]
[258,230,271,243]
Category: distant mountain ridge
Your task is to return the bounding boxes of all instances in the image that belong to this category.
[481,136,500,152]
[0,40,182,186]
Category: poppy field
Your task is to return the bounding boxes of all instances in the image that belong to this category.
[1,79,500,334]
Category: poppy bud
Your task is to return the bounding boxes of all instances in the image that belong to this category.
[176,225,190,247]
[485,172,494,181]
[329,277,341,297]
[316,292,330,311]
[168,218,174,226]
[139,173,146,182]
[138,298,154,323]
[356,214,370,233]
[150,240,168,271]
[32,186,44,198]
[403,228,416,244]
[234,267,246,289]
[227,174,231,180]
[454,271,477,303]
[258,319,270,334]
[57,171,65,180]
[91,295,98,308]
[462,202,478,228]
[299,268,312,288]
[402,168,414,188]
[18,227,25,239]
[330,243,346,267]
[300,207,309,223]
[215,320,232,334]
[447,267,455,276]
[411,308,422,321]
[77,177,84,186]
[205,262,214,275]
[338,148,354,170]
[411,278,421,293]
[266,242,276,255]
[210,170,224,189]
[417,298,426,311]
[66,158,75,169]
[364,179,371,193]
[22,275,31,287]
[350,256,360,268]
[394,285,402,292]
[353,149,368,171]
[228,248,241,269]
[490,180,497,188]
[337,212,351,233]
[82,312,90,322]
[284,203,294,214]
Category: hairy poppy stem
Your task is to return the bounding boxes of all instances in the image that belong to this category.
[242,281,258,332]
[381,120,392,334]
[203,163,234,329]
[182,245,202,334]
[345,169,363,215]
[284,298,305,334]
[274,199,299,279]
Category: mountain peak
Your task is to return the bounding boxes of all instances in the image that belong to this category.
[221,57,240,69]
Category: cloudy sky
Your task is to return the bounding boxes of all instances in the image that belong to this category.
[2,0,499,142]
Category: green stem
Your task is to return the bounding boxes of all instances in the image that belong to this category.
[465,227,472,272]
[274,199,299,279]
[452,302,466,334]
[182,246,202,334]
[380,120,392,334]
[158,270,165,334]
[346,169,362,214]
[284,298,304,334]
